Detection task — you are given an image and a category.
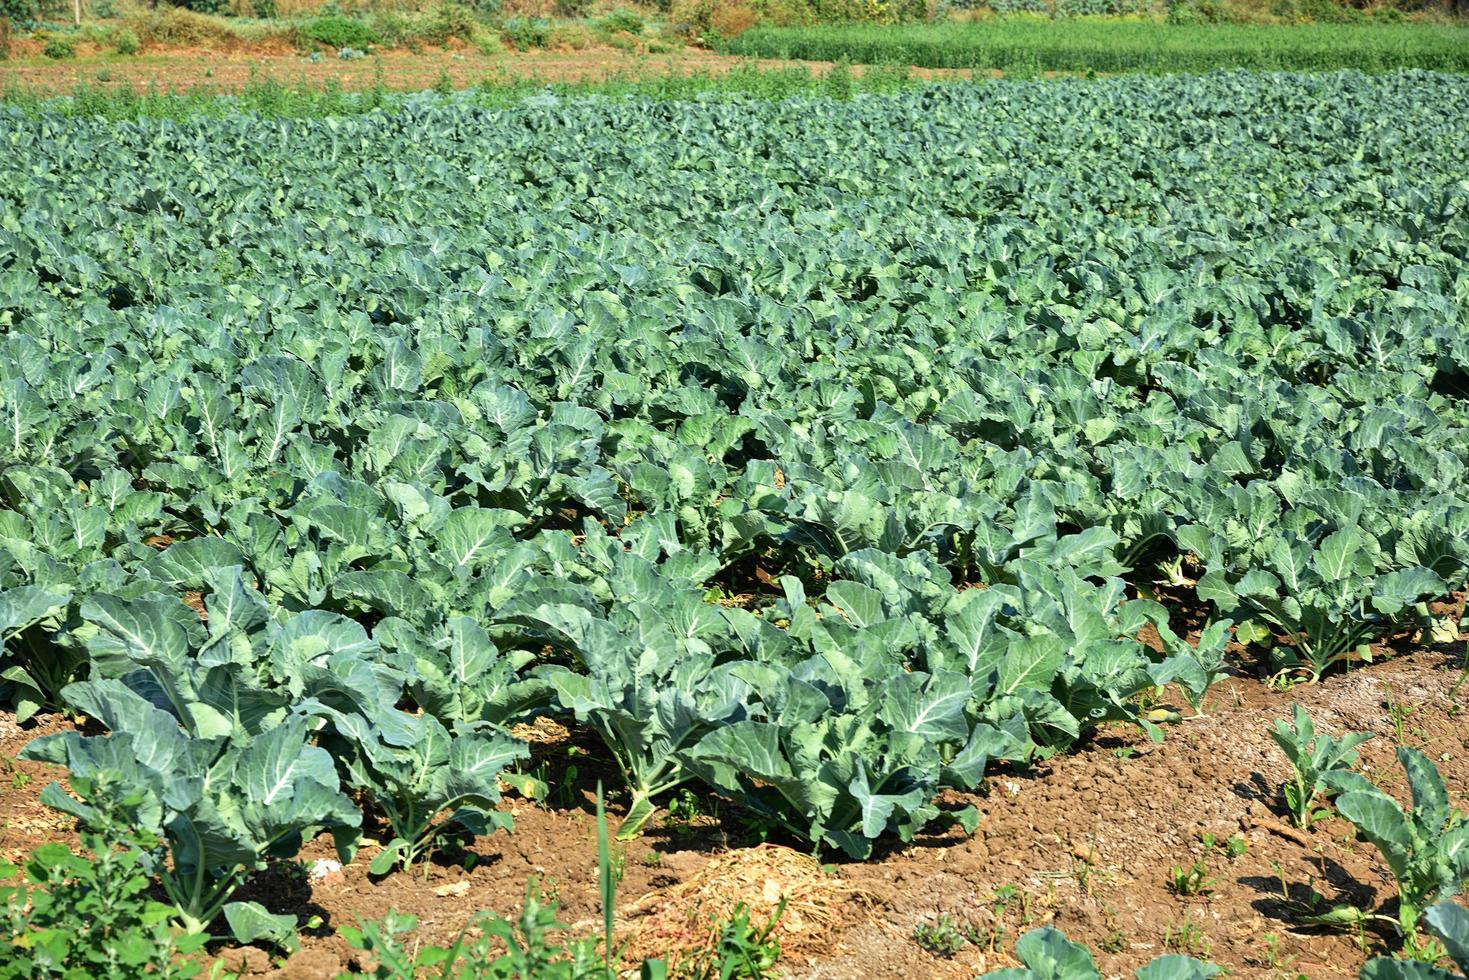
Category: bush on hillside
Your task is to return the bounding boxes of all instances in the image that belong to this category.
[501,15,549,47]
[0,0,40,28]
[302,14,379,48]
[124,6,250,46]
[745,0,927,25]
[41,34,76,57]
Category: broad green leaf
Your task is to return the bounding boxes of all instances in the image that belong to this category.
[223,901,298,952]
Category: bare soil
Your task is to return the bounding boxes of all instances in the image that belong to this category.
[0,713,75,863]
[819,649,1469,978]
[3,644,1466,978]
[0,42,975,95]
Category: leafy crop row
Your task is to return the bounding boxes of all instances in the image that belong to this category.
[1,70,1468,937]
[720,21,1469,72]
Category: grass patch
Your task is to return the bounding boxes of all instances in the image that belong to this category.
[720,19,1469,73]
[0,60,925,120]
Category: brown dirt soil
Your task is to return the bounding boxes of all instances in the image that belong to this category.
[0,43,975,95]
[2,648,1466,977]
[0,712,78,864]
[814,648,1469,978]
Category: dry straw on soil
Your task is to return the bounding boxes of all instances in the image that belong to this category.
[619,843,864,974]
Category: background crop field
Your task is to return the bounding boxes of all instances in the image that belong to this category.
[720,19,1469,72]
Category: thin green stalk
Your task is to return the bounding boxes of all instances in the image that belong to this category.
[597,782,615,978]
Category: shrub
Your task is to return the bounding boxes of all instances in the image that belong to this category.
[0,0,41,28]
[501,16,549,49]
[744,0,819,24]
[0,17,11,60]
[673,0,753,36]
[373,3,479,47]
[425,2,477,43]
[554,0,590,15]
[547,21,595,47]
[710,1,757,36]
[598,8,645,33]
[1166,0,1206,23]
[1054,0,1145,14]
[42,35,76,59]
[113,27,139,54]
[253,0,277,16]
[1268,0,1365,20]
[471,28,504,52]
[172,0,231,15]
[745,0,926,24]
[79,21,114,43]
[367,11,414,46]
[123,6,238,47]
[302,15,379,49]
[670,0,713,34]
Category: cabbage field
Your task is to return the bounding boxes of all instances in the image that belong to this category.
[2,68,1469,965]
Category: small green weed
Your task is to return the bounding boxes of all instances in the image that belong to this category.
[913,914,966,958]
[42,36,76,60]
[1169,858,1216,897]
[0,832,212,979]
[688,899,784,979]
[1163,917,1212,957]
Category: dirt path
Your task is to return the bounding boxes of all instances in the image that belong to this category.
[806,649,1469,977]
[0,41,975,95]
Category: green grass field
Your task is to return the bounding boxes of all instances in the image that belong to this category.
[721,19,1469,73]
[0,62,920,120]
